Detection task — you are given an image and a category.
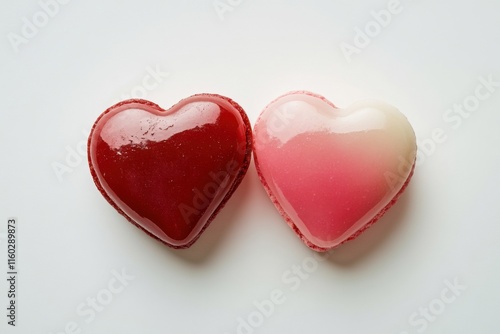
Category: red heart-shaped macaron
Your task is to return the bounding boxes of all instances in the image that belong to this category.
[253,91,416,251]
[88,94,252,249]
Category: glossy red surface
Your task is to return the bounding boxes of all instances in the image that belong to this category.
[88,95,252,248]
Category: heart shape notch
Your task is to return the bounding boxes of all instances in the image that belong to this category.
[88,94,252,249]
[253,91,417,251]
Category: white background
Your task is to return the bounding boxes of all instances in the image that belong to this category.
[1,0,500,333]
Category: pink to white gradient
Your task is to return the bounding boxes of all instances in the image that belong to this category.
[253,92,417,250]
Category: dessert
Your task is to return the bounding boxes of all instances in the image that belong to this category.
[253,91,416,251]
[88,94,252,249]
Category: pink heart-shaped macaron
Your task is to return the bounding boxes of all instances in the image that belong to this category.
[253,91,417,251]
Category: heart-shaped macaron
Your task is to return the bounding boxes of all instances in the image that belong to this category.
[253,91,416,251]
[88,94,252,249]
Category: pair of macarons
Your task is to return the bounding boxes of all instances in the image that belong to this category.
[88,92,416,252]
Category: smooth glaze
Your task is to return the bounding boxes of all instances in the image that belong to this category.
[253,91,416,251]
[88,95,251,248]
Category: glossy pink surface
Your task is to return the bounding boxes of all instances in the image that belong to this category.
[253,92,416,251]
[88,95,252,249]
